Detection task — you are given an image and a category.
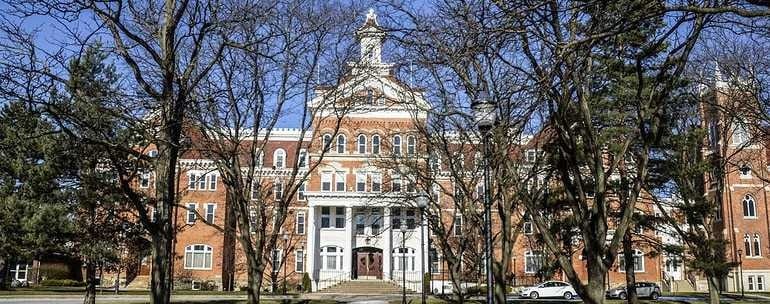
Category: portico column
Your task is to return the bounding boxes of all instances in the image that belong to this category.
[383,207,392,280]
[307,206,318,291]
[344,206,353,278]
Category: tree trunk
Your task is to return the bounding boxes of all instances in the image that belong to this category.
[221,191,237,291]
[707,274,721,304]
[150,233,173,304]
[492,261,506,304]
[622,232,638,304]
[245,253,265,304]
[83,261,96,304]
[0,258,8,290]
[583,258,607,304]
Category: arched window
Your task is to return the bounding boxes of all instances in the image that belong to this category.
[745,234,752,256]
[407,135,416,156]
[366,88,373,104]
[754,233,762,257]
[322,134,332,152]
[392,135,402,155]
[273,149,286,169]
[372,135,381,154]
[743,194,757,218]
[254,150,264,167]
[320,246,344,270]
[336,134,346,153]
[184,244,213,270]
[739,163,752,178]
[392,247,416,271]
[357,134,367,154]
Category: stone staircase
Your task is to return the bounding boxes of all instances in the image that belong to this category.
[319,280,414,294]
[670,279,696,292]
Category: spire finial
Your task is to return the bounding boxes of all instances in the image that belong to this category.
[366,8,377,23]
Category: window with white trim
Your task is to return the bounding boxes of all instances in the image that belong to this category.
[188,172,217,191]
[619,249,645,272]
[298,149,308,168]
[523,214,533,235]
[321,246,343,270]
[453,215,462,236]
[336,134,346,153]
[743,194,757,218]
[749,275,755,291]
[526,149,537,163]
[391,208,416,229]
[356,172,367,192]
[335,171,346,192]
[10,263,28,281]
[148,150,158,157]
[296,211,305,234]
[371,173,382,192]
[431,183,441,203]
[733,123,749,145]
[754,233,762,257]
[298,181,306,201]
[322,134,332,152]
[254,150,264,167]
[429,153,441,172]
[321,207,331,228]
[272,249,282,271]
[321,171,332,192]
[405,178,415,193]
[334,207,345,228]
[372,135,381,154]
[139,172,150,188]
[273,149,286,169]
[205,203,216,224]
[184,244,213,269]
[407,135,416,156]
[358,134,367,154]
[355,212,365,235]
[758,275,765,291]
[295,250,305,273]
[273,179,284,200]
[251,181,260,200]
[392,247,416,271]
[524,251,543,273]
[391,174,402,192]
[392,135,401,155]
[186,203,197,224]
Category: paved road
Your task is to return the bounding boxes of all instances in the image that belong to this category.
[0,295,247,304]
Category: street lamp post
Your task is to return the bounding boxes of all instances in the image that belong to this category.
[738,249,744,298]
[417,193,429,304]
[472,91,497,304]
[401,223,408,304]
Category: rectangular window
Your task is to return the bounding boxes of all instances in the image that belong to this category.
[298,181,306,200]
[758,276,765,291]
[296,212,305,234]
[392,207,401,228]
[205,203,216,224]
[525,253,543,273]
[335,172,346,192]
[198,174,207,190]
[251,181,260,200]
[406,209,416,229]
[406,179,415,193]
[321,172,332,192]
[326,255,337,270]
[187,203,197,224]
[407,136,416,155]
[298,149,308,168]
[749,276,755,291]
[356,173,367,192]
[523,221,533,235]
[188,173,197,190]
[453,215,462,235]
[356,213,365,235]
[274,180,284,200]
[321,207,331,228]
[140,172,150,188]
[371,208,381,235]
[295,250,305,273]
[209,174,217,190]
[371,173,382,192]
[249,207,257,233]
[335,207,346,228]
[272,249,282,271]
[391,175,401,192]
[526,149,537,163]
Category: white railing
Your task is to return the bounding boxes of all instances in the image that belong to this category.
[316,270,351,291]
[391,271,422,292]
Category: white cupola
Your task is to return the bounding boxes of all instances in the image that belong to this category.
[356,9,386,65]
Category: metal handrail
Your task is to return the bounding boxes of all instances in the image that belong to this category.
[317,270,351,291]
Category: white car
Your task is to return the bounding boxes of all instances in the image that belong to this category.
[519,281,578,300]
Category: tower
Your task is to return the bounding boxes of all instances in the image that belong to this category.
[356,9,386,65]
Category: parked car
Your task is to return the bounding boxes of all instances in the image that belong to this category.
[430,280,477,295]
[519,281,578,300]
[606,282,661,300]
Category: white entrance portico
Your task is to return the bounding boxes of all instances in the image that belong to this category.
[304,192,427,292]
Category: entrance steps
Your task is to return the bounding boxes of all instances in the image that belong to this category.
[319,280,414,294]
[670,280,696,292]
